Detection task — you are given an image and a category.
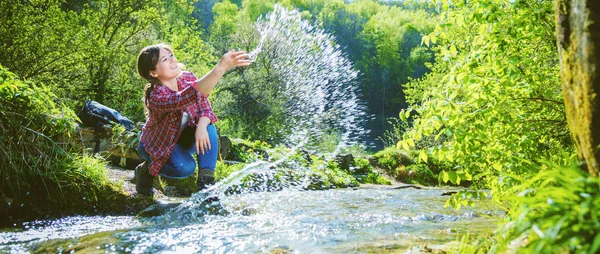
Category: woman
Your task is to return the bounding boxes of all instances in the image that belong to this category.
[135,43,250,196]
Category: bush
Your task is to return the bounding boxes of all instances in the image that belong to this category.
[215,161,247,182]
[404,164,437,186]
[351,157,373,175]
[485,160,600,253]
[360,172,392,185]
[371,147,414,177]
[0,66,133,224]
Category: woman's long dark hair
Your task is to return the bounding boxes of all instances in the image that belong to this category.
[137,43,173,117]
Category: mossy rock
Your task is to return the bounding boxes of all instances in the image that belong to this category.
[158,170,199,197]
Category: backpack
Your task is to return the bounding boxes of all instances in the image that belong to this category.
[77,100,134,130]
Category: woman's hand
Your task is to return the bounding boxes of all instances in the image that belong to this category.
[195,126,211,155]
[218,50,252,72]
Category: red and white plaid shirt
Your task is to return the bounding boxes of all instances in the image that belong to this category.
[141,71,218,176]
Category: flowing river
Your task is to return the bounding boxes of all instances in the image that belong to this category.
[1,186,499,253]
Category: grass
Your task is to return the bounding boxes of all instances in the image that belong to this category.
[0,66,149,226]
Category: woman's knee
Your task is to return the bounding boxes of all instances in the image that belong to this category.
[176,160,196,178]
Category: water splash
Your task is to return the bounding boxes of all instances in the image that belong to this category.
[256,5,368,154]
[154,5,370,224]
[216,5,368,154]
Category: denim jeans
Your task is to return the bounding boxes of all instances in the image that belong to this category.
[138,124,219,179]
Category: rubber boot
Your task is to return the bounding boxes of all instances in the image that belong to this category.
[197,168,220,205]
[135,161,155,196]
[197,168,216,191]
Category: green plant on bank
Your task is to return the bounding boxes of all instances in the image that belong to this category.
[349,157,391,185]
[372,147,414,176]
[307,159,359,189]
[215,161,248,182]
[0,66,142,225]
[404,164,436,185]
[457,158,600,254]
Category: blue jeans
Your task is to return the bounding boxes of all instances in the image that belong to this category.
[138,124,219,179]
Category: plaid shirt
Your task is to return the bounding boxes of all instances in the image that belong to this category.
[141,71,218,176]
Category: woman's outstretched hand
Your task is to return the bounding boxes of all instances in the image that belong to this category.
[218,50,251,72]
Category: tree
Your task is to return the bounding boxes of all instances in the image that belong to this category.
[400,0,570,187]
[555,0,600,176]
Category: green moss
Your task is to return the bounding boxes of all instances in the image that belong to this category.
[158,170,199,197]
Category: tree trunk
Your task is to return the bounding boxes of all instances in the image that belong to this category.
[555,0,600,176]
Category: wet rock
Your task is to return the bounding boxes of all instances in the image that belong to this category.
[271,246,292,254]
[391,184,423,190]
[137,201,182,218]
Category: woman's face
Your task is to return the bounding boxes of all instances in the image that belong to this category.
[151,47,180,81]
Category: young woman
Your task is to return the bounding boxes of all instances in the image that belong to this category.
[135,43,250,195]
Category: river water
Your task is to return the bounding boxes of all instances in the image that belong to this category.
[1,187,499,253]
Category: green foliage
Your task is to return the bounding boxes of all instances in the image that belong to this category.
[399,0,570,189]
[487,159,600,253]
[404,164,436,185]
[0,66,131,223]
[352,157,373,175]
[209,0,240,53]
[242,0,275,21]
[215,161,247,182]
[372,147,414,174]
[227,139,271,162]
[307,159,360,189]
[360,172,392,185]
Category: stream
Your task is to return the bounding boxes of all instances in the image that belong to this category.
[1,187,499,253]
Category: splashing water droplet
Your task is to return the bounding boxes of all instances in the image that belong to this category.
[154,5,370,222]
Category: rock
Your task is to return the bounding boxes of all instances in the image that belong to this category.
[219,135,232,161]
[441,191,457,196]
[77,124,113,153]
[335,154,354,171]
[367,156,378,167]
[137,201,182,217]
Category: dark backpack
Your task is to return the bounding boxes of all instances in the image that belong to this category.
[77,100,134,130]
